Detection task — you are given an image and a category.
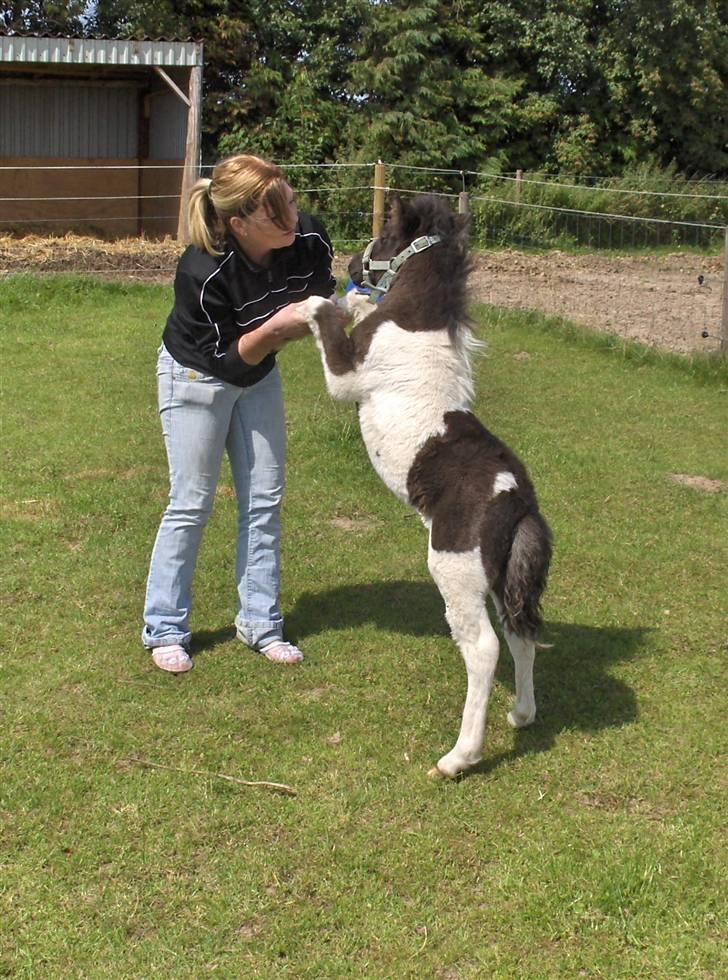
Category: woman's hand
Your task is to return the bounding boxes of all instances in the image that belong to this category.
[238,303,311,365]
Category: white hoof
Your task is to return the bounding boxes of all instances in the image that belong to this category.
[507,707,536,729]
[431,750,481,779]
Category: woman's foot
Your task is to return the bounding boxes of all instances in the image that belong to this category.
[258,640,304,665]
[151,644,193,673]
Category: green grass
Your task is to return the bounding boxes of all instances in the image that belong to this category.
[1,275,726,978]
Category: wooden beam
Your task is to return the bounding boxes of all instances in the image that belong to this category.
[177,65,202,242]
[372,161,386,238]
[152,66,190,107]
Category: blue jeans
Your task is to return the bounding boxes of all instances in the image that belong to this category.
[142,346,287,651]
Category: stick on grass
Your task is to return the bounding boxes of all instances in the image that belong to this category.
[124,756,297,797]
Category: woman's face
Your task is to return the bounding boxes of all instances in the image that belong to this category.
[234,183,298,254]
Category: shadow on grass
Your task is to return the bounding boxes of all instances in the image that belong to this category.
[191,625,236,653]
[288,580,646,773]
[467,619,645,778]
[288,579,450,640]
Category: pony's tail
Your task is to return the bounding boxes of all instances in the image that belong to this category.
[502,512,552,640]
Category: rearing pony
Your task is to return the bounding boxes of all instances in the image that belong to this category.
[297,195,552,778]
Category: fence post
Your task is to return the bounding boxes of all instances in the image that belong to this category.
[722,226,728,356]
[515,168,523,201]
[372,160,386,238]
[177,64,203,243]
[458,192,470,215]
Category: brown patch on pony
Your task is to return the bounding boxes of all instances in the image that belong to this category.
[407,411,551,637]
[407,411,538,554]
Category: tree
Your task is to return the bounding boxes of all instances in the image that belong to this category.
[344,0,521,177]
[7,0,725,176]
[1,1,88,33]
[596,0,728,175]
[217,0,368,165]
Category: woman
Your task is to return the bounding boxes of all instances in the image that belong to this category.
[142,154,343,672]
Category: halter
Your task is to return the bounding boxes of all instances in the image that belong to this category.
[360,234,441,303]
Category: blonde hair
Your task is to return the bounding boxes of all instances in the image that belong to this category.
[187,154,292,256]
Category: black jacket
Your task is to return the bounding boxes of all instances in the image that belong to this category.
[162,212,336,387]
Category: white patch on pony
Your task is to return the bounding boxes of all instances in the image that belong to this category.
[357,321,475,502]
[344,289,374,325]
[428,546,489,623]
[493,471,518,495]
[297,295,329,338]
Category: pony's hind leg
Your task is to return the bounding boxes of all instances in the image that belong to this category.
[491,595,537,729]
[427,545,500,778]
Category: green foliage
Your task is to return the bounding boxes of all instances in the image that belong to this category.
[1,0,87,32]
[468,163,728,253]
[594,0,728,175]
[344,0,521,174]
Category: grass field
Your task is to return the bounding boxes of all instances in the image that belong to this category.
[1,275,726,978]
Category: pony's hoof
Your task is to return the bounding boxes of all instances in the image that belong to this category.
[427,765,448,780]
[507,708,536,729]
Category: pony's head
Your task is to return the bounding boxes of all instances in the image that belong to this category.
[349,195,471,297]
[348,195,472,333]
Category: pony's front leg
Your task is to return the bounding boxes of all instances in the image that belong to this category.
[297,296,362,402]
[427,546,500,778]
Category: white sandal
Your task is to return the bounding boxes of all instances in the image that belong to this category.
[258,640,304,665]
[151,644,193,673]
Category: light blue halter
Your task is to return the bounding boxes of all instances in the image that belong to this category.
[360,234,442,303]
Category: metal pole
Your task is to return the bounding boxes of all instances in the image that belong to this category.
[372,160,386,238]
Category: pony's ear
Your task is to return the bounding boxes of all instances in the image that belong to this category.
[388,196,404,226]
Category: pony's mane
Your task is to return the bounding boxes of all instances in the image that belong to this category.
[394,194,470,258]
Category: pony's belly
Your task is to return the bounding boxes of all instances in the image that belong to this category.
[358,402,443,503]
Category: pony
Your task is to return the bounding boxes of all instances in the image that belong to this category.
[297,195,552,778]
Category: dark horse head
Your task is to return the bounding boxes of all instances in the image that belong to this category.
[348,195,472,334]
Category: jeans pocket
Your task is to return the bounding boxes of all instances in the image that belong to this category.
[171,364,226,407]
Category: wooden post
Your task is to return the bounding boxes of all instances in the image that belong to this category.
[372,160,386,238]
[721,226,728,356]
[458,192,470,215]
[515,168,523,201]
[177,64,203,243]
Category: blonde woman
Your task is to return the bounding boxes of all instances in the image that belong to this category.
[142,154,344,672]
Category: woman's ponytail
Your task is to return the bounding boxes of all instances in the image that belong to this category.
[187,178,223,255]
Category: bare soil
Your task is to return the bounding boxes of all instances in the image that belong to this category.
[1,234,723,354]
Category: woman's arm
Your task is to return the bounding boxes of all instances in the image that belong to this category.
[237,303,312,365]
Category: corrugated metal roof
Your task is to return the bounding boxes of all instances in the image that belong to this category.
[0,35,202,68]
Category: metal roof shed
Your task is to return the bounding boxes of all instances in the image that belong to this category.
[0,35,203,240]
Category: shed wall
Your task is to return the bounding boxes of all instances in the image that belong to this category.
[148,91,187,160]
[0,82,140,157]
[1,157,181,238]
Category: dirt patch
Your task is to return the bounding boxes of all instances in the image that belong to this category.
[668,473,724,493]
[467,249,724,355]
[1,234,724,354]
[329,515,382,533]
